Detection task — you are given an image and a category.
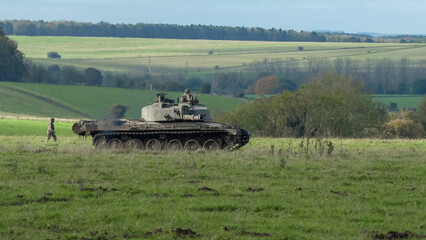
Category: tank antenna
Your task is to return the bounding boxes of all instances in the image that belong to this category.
[150,83,153,102]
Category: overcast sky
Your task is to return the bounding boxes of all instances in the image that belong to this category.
[1,0,425,35]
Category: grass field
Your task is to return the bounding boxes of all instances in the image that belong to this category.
[0,118,75,137]
[246,94,426,109]
[10,36,426,73]
[0,118,425,239]
[0,82,245,119]
[373,94,425,109]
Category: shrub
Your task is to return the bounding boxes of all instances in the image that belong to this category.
[47,51,61,59]
[385,119,424,138]
[415,96,426,130]
[84,67,103,86]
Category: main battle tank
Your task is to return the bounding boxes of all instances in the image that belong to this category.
[72,90,250,150]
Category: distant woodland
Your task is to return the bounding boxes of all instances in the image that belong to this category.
[3,20,425,43]
[0,20,370,42]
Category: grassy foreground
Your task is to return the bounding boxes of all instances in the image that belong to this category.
[0,120,425,239]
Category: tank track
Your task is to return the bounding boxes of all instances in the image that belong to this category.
[90,129,250,151]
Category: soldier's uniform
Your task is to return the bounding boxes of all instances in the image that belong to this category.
[181,89,195,103]
[46,118,57,142]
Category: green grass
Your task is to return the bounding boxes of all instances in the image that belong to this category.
[373,94,425,109]
[0,82,245,119]
[0,125,425,239]
[10,36,426,72]
[0,118,75,137]
[246,94,426,109]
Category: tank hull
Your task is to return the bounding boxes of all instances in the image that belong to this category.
[73,119,250,150]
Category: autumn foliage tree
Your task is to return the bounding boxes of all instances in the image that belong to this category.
[254,75,279,95]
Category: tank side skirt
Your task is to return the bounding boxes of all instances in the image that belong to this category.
[90,129,248,150]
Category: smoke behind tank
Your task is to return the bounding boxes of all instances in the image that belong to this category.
[108,104,129,119]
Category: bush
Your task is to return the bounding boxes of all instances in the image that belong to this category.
[414,96,426,130]
[84,67,103,86]
[385,119,424,138]
[47,51,61,59]
[220,71,388,138]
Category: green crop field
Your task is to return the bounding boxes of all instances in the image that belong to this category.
[10,36,426,73]
[246,94,426,109]
[0,82,245,119]
[373,94,425,109]
[0,118,425,239]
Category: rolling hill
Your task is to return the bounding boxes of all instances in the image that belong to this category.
[0,82,245,119]
[11,36,426,73]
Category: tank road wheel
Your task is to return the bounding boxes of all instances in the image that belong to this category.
[184,139,201,151]
[125,139,144,149]
[108,138,123,149]
[167,139,183,151]
[93,134,107,149]
[146,139,162,151]
[203,139,220,151]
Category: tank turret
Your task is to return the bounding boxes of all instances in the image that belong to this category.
[141,92,211,122]
[73,89,250,151]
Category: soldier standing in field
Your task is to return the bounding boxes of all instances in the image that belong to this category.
[46,118,57,143]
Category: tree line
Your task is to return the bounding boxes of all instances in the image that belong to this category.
[200,57,426,96]
[3,20,425,43]
[240,57,426,95]
[0,20,378,43]
[8,56,426,98]
[19,59,212,93]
